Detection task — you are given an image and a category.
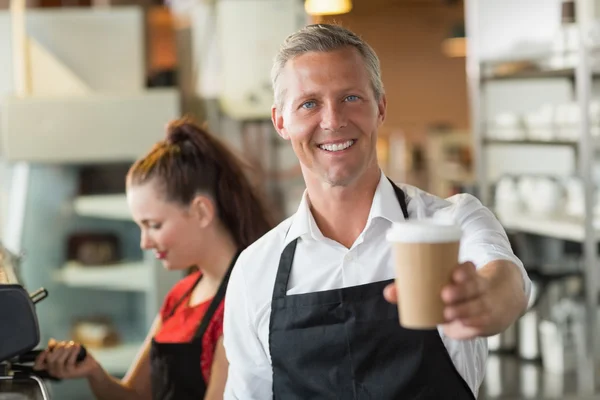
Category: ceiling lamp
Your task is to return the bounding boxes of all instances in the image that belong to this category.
[442,22,466,58]
[304,0,353,16]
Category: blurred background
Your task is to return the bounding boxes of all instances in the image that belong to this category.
[2,0,600,398]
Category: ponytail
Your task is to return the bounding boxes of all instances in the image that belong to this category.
[127,117,274,249]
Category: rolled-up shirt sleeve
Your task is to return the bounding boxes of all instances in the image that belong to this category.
[223,252,273,400]
[435,193,532,303]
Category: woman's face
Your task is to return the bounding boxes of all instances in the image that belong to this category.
[127,181,206,271]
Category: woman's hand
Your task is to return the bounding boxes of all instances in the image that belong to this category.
[33,338,101,379]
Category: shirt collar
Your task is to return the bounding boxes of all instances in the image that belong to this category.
[367,170,408,224]
[285,189,324,245]
[284,170,407,246]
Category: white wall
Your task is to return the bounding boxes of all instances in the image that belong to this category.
[468,0,600,180]
[475,0,561,61]
[0,7,145,98]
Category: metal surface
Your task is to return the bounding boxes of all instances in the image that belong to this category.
[488,323,518,352]
[574,0,598,394]
[518,309,541,361]
[479,354,599,399]
[0,375,51,400]
[464,0,487,205]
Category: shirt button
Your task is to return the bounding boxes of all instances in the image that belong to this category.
[345,253,354,262]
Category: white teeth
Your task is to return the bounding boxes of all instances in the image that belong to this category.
[319,140,354,152]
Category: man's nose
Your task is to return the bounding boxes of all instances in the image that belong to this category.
[320,102,348,131]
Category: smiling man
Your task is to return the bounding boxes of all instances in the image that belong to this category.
[223,24,530,399]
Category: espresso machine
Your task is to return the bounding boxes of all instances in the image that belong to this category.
[0,243,86,400]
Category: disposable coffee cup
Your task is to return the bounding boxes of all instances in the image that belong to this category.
[386,219,462,329]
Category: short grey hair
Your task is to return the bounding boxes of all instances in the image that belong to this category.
[271,24,384,109]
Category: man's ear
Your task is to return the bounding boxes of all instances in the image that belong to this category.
[272,105,290,140]
[377,94,387,125]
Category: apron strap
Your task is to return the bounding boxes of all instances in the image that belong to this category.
[272,176,408,301]
[165,273,203,320]
[272,239,298,301]
[192,250,242,340]
[387,177,409,219]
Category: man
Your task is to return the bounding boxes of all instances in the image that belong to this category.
[223,24,530,399]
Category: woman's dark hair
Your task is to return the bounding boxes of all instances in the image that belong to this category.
[127,117,274,249]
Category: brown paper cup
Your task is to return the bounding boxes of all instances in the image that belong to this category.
[386,220,462,329]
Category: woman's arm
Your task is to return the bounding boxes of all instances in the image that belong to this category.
[35,316,162,400]
[88,315,162,400]
[203,336,229,400]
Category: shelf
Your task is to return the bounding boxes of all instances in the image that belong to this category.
[498,212,600,242]
[483,138,600,154]
[89,341,143,375]
[55,261,150,292]
[483,138,579,146]
[480,54,600,81]
[73,194,131,221]
[483,67,579,81]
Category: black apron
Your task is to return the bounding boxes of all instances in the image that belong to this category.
[150,252,240,400]
[269,180,476,399]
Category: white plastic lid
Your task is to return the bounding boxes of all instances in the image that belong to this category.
[386,219,462,243]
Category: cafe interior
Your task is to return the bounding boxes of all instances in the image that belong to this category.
[1,0,600,399]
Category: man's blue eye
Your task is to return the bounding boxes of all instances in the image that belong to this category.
[345,95,359,102]
[302,101,316,109]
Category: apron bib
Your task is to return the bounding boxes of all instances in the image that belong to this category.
[268,180,475,399]
[150,252,240,400]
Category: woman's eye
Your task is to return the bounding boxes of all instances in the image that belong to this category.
[149,223,162,230]
[345,95,359,102]
[301,101,316,109]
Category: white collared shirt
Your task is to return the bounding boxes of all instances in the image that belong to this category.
[223,171,530,399]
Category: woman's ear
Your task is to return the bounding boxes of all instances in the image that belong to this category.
[190,195,216,228]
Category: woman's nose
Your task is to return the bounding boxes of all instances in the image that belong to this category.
[140,232,153,250]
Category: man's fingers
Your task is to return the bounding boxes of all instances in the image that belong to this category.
[444,297,491,321]
[383,283,397,303]
[385,263,485,308]
[451,262,477,283]
[442,279,483,304]
[443,321,484,340]
[442,267,488,304]
[452,314,491,329]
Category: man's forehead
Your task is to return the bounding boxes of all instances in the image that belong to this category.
[275,47,373,108]
[283,57,368,88]
[286,47,361,68]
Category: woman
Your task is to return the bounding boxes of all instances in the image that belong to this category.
[34,118,273,399]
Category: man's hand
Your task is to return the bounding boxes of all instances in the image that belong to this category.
[383,260,526,340]
[439,262,492,339]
